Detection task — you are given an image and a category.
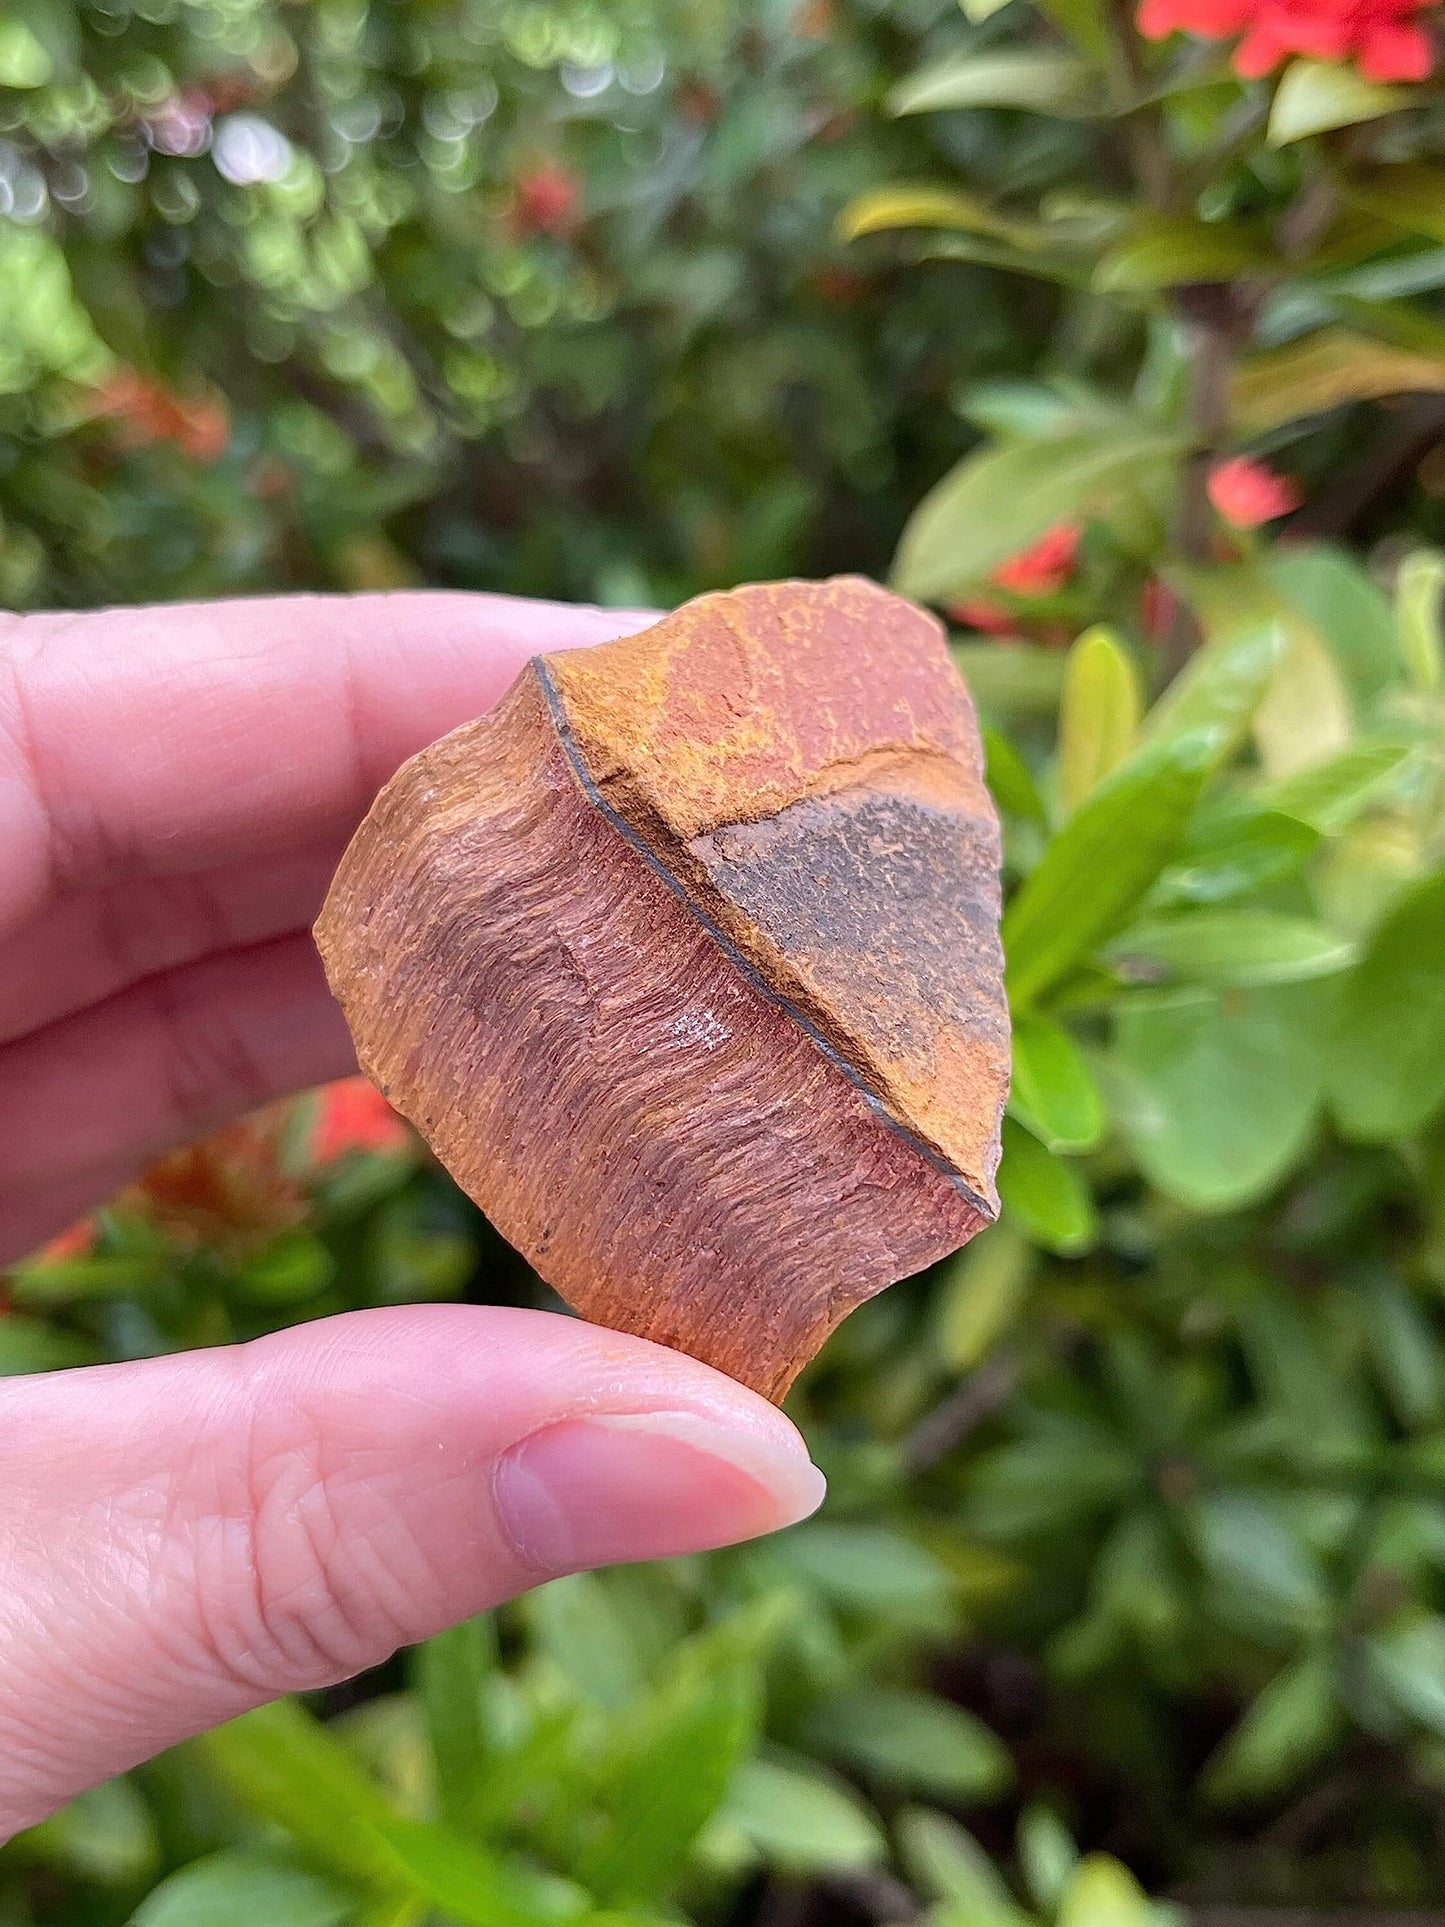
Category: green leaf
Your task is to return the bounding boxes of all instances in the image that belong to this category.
[8,1254,166,1306]
[1366,1616,1445,1735]
[1003,735,1212,1008]
[1140,611,1286,761]
[774,1523,955,1613]
[374,1820,586,1927]
[889,50,1090,116]
[1109,911,1356,989]
[1095,218,1269,293]
[1154,809,1320,907]
[1268,58,1403,145]
[955,642,1069,716]
[1056,1854,1156,1927]
[714,1756,885,1874]
[897,1808,1028,1922]
[934,1221,1034,1370]
[410,1617,497,1827]
[1113,984,1329,1211]
[1057,627,1140,814]
[1201,1653,1340,1806]
[803,1689,1012,1802]
[997,1114,1097,1254]
[1190,1491,1329,1632]
[1017,1806,1079,1912]
[0,1313,98,1375]
[199,1702,583,1927]
[984,725,1048,824]
[1329,866,1445,1140]
[1011,1011,1104,1150]
[894,430,1182,603]
[0,17,52,87]
[1232,328,1445,435]
[130,1849,355,1927]
[1361,1272,1443,1429]
[838,184,1020,244]
[1345,164,1445,245]
[1253,620,1353,780]
[1263,741,1413,833]
[521,1572,648,1710]
[238,1232,336,1307]
[1396,548,1445,692]
[576,1633,764,1904]
[960,0,1014,18]
[1267,542,1398,701]
[21,1780,157,1886]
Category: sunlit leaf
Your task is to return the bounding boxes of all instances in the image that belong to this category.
[1095,218,1269,292]
[1003,734,1213,1007]
[894,431,1182,602]
[1201,1654,1341,1805]
[1268,58,1402,145]
[1366,1616,1445,1735]
[934,1222,1034,1370]
[1111,911,1356,988]
[1254,621,1353,779]
[1056,1853,1157,1927]
[1140,607,1286,761]
[1396,549,1445,692]
[1057,627,1141,814]
[838,184,1021,244]
[1232,328,1445,434]
[889,49,1091,116]
[1263,741,1413,833]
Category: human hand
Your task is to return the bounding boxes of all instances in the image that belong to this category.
[0,595,825,1841]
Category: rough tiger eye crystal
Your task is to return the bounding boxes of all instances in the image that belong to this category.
[315,576,1009,1400]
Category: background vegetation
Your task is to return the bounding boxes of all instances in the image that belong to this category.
[6,0,1445,1922]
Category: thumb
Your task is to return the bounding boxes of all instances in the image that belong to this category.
[0,1304,824,1840]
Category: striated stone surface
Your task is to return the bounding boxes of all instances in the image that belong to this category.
[315,576,1009,1399]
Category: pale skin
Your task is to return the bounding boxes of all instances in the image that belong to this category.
[0,595,825,1843]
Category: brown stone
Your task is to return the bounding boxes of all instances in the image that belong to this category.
[314,576,1009,1400]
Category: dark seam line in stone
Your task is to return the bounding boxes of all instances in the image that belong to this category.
[532,656,990,1218]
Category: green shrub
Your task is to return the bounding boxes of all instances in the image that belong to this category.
[8,0,1445,1921]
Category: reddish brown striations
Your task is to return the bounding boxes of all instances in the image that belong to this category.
[315,577,1008,1399]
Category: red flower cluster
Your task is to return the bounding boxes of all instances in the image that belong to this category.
[1137,0,1436,82]
[948,521,1081,634]
[1208,455,1303,526]
[90,367,230,463]
[310,1076,412,1163]
[18,1079,411,1270]
[508,162,582,238]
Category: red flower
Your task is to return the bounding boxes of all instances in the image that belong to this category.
[90,367,230,463]
[1207,455,1304,527]
[311,1077,412,1164]
[1137,0,1436,83]
[945,521,1082,634]
[30,1220,96,1266]
[991,521,1081,595]
[508,162,581,238]
[122,1108,307,1249]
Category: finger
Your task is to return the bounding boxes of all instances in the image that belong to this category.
[0,842,345,1043]
[0,593,653,935]
[0,933,352,1263]
[0,1304,825,1840]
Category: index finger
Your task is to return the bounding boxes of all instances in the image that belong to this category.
[0,592,653,932]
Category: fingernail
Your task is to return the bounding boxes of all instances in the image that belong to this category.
[493,1411,826,1576]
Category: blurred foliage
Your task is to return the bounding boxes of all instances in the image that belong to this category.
[10,0,1445,1923]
